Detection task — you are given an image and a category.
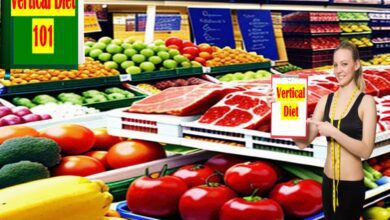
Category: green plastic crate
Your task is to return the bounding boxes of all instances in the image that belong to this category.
[209,62,271,75]
[83,91,146,111]
[130,69,177,82]
[176,67,203,76]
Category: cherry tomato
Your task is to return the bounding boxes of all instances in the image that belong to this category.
[220,196,284,220]
[224,161,278,195]
[52,155,105,176]
[179,183,237,220]
[106,140,166,169]
[269,179,322,218]
[85,151,110,169]
[0,126,39,144]
[172,164,221,188]
[40,124,96,154]
[92,128,122,150]
[205,153,248,174]
[127,165,188,218]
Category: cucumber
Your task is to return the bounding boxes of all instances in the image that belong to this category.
[364,176,378,189]
[279,163,323,183]
[364,169,375,182]
[363,161,382,180]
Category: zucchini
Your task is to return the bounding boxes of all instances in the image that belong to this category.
[364,176,378,189]
[364,169,375,182]
[279,163,323,183]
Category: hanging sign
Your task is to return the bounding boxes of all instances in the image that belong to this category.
[271,75,308,138]
[0,0,82,69]
[84,12,101,33]
[188,8,235,48]
[136,14,181,32]
[237,10,278,60]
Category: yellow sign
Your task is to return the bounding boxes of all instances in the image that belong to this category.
[32,18,54,54]
[280,102,299,120]
[11,0,76,16]
[84,12,102,33]
[276,84,306,102]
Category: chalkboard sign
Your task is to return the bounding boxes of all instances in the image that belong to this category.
[237,10,279,60]
[188,8,235,48]
[136,14,181,32]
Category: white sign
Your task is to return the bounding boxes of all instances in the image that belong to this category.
[271,75,308,138]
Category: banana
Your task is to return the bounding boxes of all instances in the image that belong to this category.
[0,176,113,220]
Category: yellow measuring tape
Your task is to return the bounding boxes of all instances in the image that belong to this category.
[330,87,359,212]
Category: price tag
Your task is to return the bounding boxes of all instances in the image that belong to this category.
[32,19,54,54]
[119,74,132,82]
[202,66,211,74]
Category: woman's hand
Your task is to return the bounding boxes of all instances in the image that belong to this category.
[307,119,338,137]
[265,88,275,107]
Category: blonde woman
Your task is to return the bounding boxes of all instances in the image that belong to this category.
[268,41,377,219]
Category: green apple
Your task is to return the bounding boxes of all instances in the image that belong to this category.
[169,49,180,58]
[85,41,95,47]
[92,42,106,50]
[181,61,192,68]
[163,59,177,69]
[98,53,112,62]
[121,61,135,69]
[126,66,142,75]
[124,48,138,58]
[154,39,165,46]
[98,36,112,45]
[132,54,146,63]
[104,61,118,69]
[157,51,170,60]
[148,56,162,65]
[190,61,202,67]
[112,54,128,64]
[133,42,147,51]
[124,37,136,44]
[173,55,188,63]
[140,62,156,72]
[106,44,122,54]
[233,72,244,81]
[112,39,124,46]
[84,46,91,55]
[89,49,103,59]
[140,49,154,58]
[121,43,133,50]
[156,45,168,52]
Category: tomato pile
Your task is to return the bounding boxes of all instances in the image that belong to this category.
[125,153,323,220]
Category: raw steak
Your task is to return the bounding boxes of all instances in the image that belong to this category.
[198,91,271,130]
[364,74,390,97]
[127,83,241,116]
[309,85,333,97]
[364,79,379,97]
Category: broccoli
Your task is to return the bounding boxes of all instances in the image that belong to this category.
[0,137,61,168]
[0,161,50,189]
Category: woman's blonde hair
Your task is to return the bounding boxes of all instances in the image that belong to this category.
[334,41,365,91]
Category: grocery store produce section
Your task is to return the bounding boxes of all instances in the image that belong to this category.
[0,3,389,220]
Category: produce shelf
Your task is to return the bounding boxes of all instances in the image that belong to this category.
[176,67,203,76]
[208,62,271,75]
[2,76,121,96]
[130,69,177,82]
[340,31,372,36]
[283,32,341,37]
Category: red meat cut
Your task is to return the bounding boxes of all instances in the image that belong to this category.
[364,74,390,97]
[198,91,271,130]
[127,83,241,116]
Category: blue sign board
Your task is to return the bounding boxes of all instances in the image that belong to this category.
[136,14,181,32]
[188,8,235,48]
[237,10,279,60]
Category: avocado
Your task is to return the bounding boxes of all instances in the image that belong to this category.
[0,161,50,189]
[0,137,61,168]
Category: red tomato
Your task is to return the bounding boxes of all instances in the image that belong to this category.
[182,40,195,48]
[179,183,237,220]
[172,164,221,188]
[194,57,206,66]
[0,126,39,144]
[85,151,110,169]
[199,51,213,60]
[383,168,390,177]
[205,154,248,174]
[183,53,195,60]
[52,155,105,176]
[127,165,188,217]
[182,46,200,57]
[106,140,166,169]
[165,37,183,48]
[168,44,181,51]
[198,44,213,54]
[40,124,96,155]
[224,161,278,195]
[220,197,284,220]
[269,179,322,218]
[92,128,122,150]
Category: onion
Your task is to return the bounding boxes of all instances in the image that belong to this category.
[0,106,12,118]
[40,114,52,120]
[12,106,32,117]
[0,114,24,125]
[22,114,43,123]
